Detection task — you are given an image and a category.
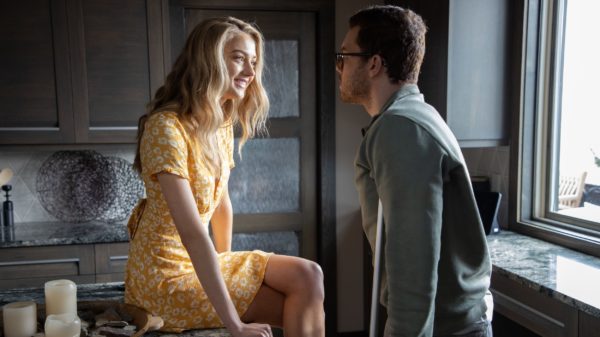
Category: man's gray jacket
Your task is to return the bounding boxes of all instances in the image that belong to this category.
[355,84,492,336]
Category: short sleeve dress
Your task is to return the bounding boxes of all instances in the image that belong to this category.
[124,111,271,331]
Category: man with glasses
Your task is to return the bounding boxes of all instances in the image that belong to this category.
[338,5,493,337]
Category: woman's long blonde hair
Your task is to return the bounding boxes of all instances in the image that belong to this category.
[133,17,269,175]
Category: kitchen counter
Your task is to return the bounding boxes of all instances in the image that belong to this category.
[0,221,128,248]
[488,230,600,318]
[3,228,599,329]
[0,222,299,256]
[0,283,231,337]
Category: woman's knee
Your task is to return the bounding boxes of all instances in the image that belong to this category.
[293,259,324,300]
[267,255,325,300]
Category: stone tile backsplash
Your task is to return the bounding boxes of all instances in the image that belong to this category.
[0,145,138,223]
[462,146,510,228]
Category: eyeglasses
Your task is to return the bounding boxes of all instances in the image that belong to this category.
[335,52,373,70]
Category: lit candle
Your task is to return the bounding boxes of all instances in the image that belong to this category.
[2,301,37,337]
[44,313,81,337]
[44,280,77,316]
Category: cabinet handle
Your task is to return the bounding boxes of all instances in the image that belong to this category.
[0,258,79,267]
[109,255,128,261]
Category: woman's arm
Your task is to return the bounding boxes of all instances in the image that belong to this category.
[157,173,271,337]
[211,187,233,253]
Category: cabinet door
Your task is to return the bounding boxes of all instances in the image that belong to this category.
[0,245,95,290]
[579,311,600,337]
[67,0,159,143]
[94,242,129,283]
[388,0,516,147]
[0,0,75,144]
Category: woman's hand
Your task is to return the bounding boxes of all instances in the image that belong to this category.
[230,322,273,337]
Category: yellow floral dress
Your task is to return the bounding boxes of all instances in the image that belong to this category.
[124,111,271,331]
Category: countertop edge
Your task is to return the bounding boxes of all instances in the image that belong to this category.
[489,231,600,319]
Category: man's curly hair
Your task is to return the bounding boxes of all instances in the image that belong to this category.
[349,5,427,84]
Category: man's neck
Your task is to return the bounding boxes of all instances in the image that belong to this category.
[364,80,407,117]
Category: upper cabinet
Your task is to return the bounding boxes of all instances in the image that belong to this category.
[68,0,155,143]
[0,0,75,144]
[388,0,519,147]
[0,0,157,144]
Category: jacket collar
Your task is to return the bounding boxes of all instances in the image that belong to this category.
[361,84,421,137]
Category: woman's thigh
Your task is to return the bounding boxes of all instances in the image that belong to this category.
[240,254,323,325]
[261,254,324,295]
[241,283,284,326]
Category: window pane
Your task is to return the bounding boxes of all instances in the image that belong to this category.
[229,138,300,213]
[554,0,600,222]
[263,40,300,118]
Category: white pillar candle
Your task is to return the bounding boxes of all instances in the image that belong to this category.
[2,301,37,337]
[44,280,77,316]
[44,313,80,337]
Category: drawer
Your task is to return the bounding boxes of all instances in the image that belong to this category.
[491,273,578,337]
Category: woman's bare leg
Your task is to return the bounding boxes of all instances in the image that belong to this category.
[241,283,284,326]
[241,255,325,337]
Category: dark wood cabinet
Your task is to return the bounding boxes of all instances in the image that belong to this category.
[68,0,159,143]
[94,242,129,283]
[491,273,578,337]
[0,245,96,289]
[387,0,520,147]
[491,272,600,337]
[0,0,159,144]
[0,0,75,144]
[0,243,129,289]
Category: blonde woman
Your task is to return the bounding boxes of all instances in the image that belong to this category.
[125,17,325,337]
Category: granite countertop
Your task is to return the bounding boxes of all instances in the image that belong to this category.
[0,283,231,337]
[0,221,128,248]
[488,231,600,318]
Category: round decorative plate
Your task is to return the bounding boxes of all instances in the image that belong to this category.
[36,150,116,223]
[98,156,145,223]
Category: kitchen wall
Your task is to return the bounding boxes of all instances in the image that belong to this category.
[463,146,511,228]
[0,145,136,223]
[335,0,382,333]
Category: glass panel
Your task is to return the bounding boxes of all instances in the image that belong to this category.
[229,138,300,213]
[552,0,600,223]
[232,231,299,256]
[262,40,299,118]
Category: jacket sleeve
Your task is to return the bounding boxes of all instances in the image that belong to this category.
[367,116,445,337]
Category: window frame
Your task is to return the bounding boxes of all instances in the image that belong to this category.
[510,0,600,257]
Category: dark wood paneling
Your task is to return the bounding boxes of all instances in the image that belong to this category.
[94,242,129,274]
[68,0,152,143]
[579,311,600,337]
[0,0,75,143]
[82,0,150,128]
[0,245,95,288]
[0,1,58,127]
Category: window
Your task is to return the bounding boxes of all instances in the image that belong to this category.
[514,0,600,255]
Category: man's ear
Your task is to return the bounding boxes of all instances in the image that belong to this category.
[368,55,386,78]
